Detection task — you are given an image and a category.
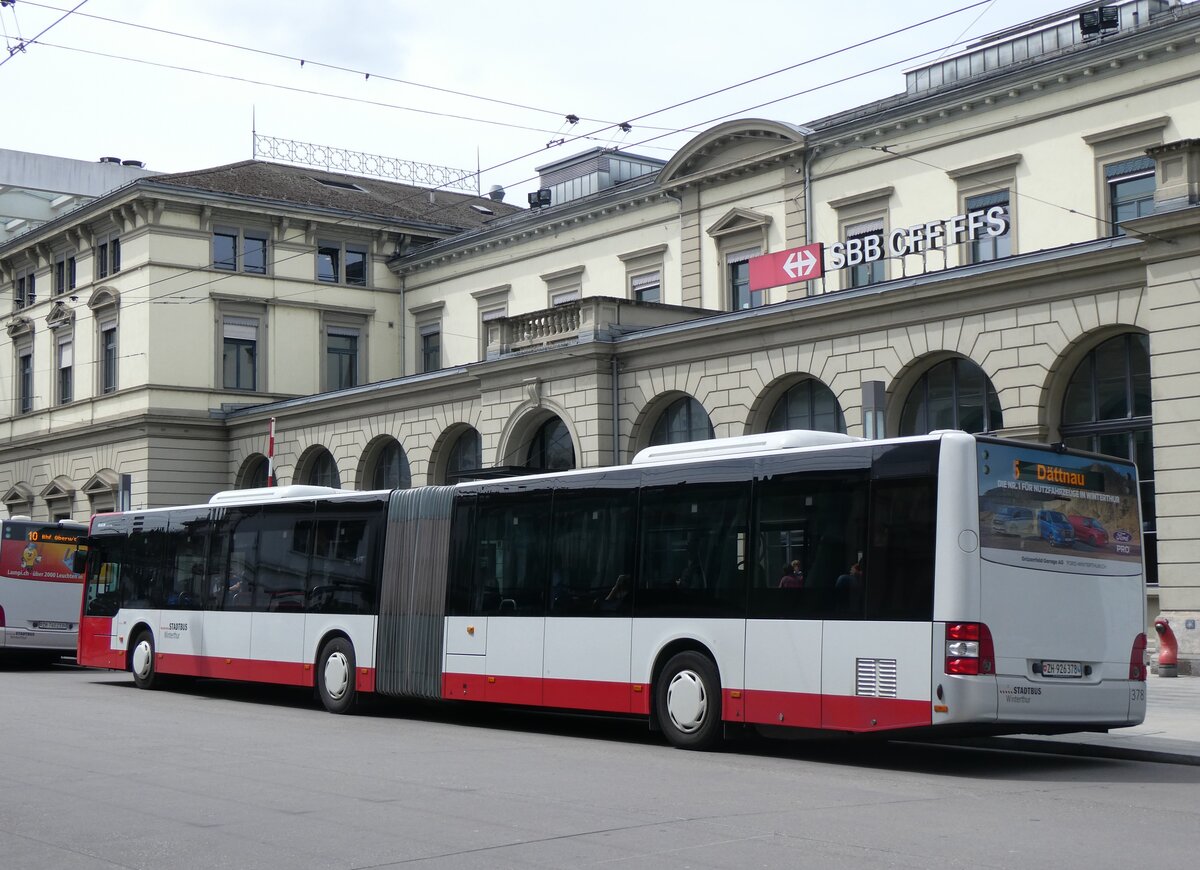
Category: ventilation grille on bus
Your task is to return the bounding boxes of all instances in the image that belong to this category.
[855,658,898,698]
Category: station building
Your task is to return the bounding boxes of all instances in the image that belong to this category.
[2,0,1199,665]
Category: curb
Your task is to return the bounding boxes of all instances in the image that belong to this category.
[949,735,1200,767]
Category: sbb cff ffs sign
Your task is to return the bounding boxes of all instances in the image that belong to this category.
[748,204,1010,292]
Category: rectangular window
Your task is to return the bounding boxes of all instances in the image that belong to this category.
[326,327,359,390]
[317,240,367,285]
[97,242,108,279]
[15,269,38,308]
[244,233,268,274]
[751,471,869,620]
[317,242,340,282]
[18,351,33,414]
[222,318,258,390]
[420,324,441,373]
[344,245,367,286]
[214,228,269,274]
[549,488,637,615]
[636,481,750,618]
[100,322,118,394]
[846,220,884,288]
[966,190,1011,263]
[470,491,552,616]
[1107,156,1156,236]
[68,256,77,290]
[631,270,661,304]
[726,248,762,310]
[57,337,73,405]
[55,257,66,295]
[96,235,121,278]
[213,230,237,270]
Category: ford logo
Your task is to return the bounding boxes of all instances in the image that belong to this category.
[1114,529,1133,543]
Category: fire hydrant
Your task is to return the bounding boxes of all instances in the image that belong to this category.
[1154,617,1179,678]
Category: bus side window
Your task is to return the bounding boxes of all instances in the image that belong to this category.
[865,477,936,621]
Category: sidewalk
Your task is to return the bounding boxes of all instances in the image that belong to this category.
[995,673,1200,765]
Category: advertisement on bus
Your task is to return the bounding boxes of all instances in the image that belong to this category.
[0,524,87,583]
[976,441,1142,576]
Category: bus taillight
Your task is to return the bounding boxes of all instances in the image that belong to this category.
[945,622,995,676]
[0,605,5,628]
[1129,632,1148,681]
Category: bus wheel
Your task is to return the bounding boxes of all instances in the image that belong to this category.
[656,651,722,750]
[317,637,357,714]
[130,631,160,690]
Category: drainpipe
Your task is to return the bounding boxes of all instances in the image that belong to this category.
[611,354,620,466]
[803,145,819,247]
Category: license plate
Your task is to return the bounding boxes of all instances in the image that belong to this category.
[1041,660,1082,678]
[36,621,71,631]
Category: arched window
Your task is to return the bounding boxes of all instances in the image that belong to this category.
[1061,333,1156,583]
[371,440,412,489]
[899,358,1003,435]
[650,396,714,446]
[305,449,341,488]
[766,379,846,433]
[526,417,575,471]
[240,456,269,489]
[445,428,482,482]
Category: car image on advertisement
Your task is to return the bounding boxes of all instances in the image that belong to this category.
[991,505,1037,537]
[1069,514,1109,548]
[1037,509,1075,547]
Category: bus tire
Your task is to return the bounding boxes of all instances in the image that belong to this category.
[317,637,357,714]
[130,630,160,690]
[656,651,722,750]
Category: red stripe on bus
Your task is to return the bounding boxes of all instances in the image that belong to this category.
[543,678,632,713]
[441,672,928,732]
[743,689,822,728]
[820,694,931,731]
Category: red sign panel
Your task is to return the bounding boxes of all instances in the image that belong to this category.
[748,243,824,291]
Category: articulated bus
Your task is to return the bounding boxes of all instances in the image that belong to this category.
[77,431,1147,749]
[1,518,88,658]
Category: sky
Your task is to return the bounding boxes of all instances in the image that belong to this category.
[1,1,1081,204]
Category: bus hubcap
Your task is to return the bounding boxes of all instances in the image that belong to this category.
[324,652,349,700]
[132,641,152,678]
[666,670,707,733]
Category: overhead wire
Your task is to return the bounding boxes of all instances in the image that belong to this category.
[12,0,690,135]
[0,0,85,67]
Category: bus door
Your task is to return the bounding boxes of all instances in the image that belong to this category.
[542,486,636,714]
[202,506,254,670]
[156,509,210,668]
[245,504,310,685]
[744,472,830,730]
[475,491,549,706]
[820,460,937,732]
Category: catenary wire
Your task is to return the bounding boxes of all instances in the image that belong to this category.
[0,0,84,67]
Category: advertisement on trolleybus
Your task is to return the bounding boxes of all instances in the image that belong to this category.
[77,430,1146,749]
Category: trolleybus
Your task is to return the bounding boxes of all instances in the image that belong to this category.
[2,518,88,658]
[77,430,1148,748]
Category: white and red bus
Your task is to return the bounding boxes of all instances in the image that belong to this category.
[1,518,88,658]
[77,430,1147,749]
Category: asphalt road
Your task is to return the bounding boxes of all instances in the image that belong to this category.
[2,659,1197,870]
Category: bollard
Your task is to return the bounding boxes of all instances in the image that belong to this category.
[1154,617,1179,678]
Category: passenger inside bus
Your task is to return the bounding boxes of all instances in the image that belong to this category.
[778,560,804,588]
